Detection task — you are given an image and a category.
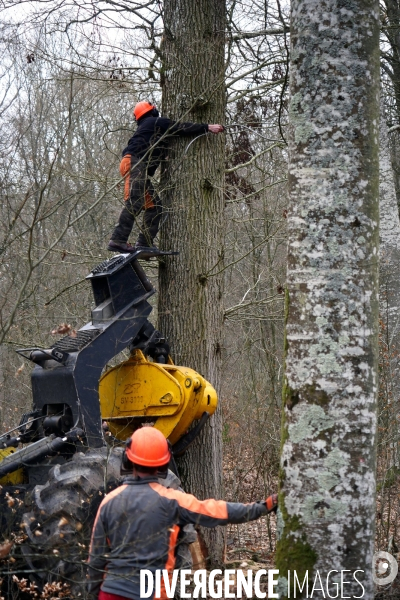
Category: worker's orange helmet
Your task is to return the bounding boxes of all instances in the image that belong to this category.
[133,101,155,121]
[126,428,171,467]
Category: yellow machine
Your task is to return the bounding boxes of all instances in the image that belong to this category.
[99,349,218,445]
[0,251,219,597]
[0,447,23,484]
[0,349,218,486]
[0,251,218,484]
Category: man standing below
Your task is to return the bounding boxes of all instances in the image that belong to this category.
[88,428,277,600]
[108,101,224,253]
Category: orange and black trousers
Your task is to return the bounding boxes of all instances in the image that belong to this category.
[110,155,162,246]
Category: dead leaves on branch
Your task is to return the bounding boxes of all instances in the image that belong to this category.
[11,576,71,599]
[50,323,76,337]
[0,540,13,559]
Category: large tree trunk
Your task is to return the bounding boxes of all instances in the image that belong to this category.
[275,0,380,598]
[158,0,226,565]
[379,108,400,469]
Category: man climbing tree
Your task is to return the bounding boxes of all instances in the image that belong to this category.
[108,101,224,253]
[276,0,380,598]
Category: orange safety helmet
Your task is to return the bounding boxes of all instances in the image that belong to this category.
[126,428,171,467]
[133,101,155,121]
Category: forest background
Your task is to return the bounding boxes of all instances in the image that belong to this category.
[0,0,399,582]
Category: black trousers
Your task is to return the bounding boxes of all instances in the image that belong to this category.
[111,156,163,246]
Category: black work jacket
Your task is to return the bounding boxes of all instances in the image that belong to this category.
[88,475,267,600]
[122,116,208,176]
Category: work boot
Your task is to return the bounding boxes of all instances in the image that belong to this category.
[107,240,136,253]
[134,241,159,251]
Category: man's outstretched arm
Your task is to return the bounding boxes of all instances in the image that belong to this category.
[150,482,277,527]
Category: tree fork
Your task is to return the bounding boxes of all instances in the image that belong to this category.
[158,0,226,565]
[276,0,380,598]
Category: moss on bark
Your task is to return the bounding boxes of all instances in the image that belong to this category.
[275,500,317,599]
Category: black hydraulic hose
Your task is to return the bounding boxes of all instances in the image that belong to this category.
[0,429,84,479]
[172,412,210,457]
[131,259,153,292]
[0,436,21,449]
[0,416,43,444]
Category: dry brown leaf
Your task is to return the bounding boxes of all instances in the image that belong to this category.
[51,323,72,335]
[15,365,24,377]
[5,493,15,507]
[0,540,13,559]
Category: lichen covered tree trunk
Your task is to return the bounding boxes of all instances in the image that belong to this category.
[276,0,380,598]
[158,0,225,565]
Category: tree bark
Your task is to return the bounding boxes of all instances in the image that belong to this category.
[158,0,226,565]
[275,1,380,598]
[379,107,400,469]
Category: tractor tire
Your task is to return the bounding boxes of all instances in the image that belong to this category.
[18,449,195,598]
[21,447,123,597]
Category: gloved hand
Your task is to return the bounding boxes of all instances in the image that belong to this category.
[265,493,278,513]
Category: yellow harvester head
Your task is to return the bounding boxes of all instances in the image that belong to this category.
[99,349,218,445]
